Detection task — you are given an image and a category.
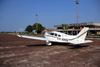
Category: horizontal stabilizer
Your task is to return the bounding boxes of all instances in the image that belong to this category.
[69,40,93,44]
[17,35,47,41]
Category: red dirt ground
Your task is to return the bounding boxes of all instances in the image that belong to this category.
[0,34,100,67]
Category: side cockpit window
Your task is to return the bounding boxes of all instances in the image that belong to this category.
[55,33,57,36]
[50,32,61,37]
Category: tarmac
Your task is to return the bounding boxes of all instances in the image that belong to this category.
[0,34,100,67]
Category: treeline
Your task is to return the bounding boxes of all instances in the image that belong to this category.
[0,31,16,33]
[25,23,45,34]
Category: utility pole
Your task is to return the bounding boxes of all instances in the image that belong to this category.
[76,0,79,27]
[36,14,38,33]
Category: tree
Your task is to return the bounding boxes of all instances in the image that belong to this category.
[62,24,69,30]
[65,25,69,29]
[25,25,33,33]
[32,23,45,33]
[62,24,66,30]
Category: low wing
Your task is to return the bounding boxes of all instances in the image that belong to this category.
[17,34,47,41]
[69,40,93,44]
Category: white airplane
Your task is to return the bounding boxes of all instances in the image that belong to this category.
[17,27,92,45]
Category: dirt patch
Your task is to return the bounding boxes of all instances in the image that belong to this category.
[0,34,100,67]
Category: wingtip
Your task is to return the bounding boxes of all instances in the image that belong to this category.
[17,34,22,37]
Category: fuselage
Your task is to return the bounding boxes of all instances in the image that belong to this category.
[44,31,76,43]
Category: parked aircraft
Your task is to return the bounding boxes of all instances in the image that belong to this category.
[17,27,92,45]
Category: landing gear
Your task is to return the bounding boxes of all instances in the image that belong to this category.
[46,41,52,46]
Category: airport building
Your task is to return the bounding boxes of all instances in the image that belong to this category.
[54,22,100,36]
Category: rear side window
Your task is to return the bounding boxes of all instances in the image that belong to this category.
[58,35,61,37]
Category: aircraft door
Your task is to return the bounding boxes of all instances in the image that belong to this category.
[57,34,62,42]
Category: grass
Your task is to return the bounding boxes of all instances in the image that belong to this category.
[86,36,100,38]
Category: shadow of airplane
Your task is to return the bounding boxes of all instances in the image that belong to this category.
[68,45,89,49]
[26,44,47,47]
[26,42,89,49]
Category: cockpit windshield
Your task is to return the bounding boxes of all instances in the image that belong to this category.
[50,33,54,35]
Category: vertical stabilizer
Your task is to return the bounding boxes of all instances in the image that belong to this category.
[76,27,89,42]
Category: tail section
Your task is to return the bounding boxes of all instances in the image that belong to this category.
[69,27,93,44]
[76,27,89,42]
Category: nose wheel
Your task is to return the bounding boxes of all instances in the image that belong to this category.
[46,41,52,46]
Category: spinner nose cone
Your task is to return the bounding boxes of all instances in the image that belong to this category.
[44,31,49,36]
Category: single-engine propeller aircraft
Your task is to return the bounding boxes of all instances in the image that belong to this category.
[17,27,92,45]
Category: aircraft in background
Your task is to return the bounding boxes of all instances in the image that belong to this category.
[17,27,92,45]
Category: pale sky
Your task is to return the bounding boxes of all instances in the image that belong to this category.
[0,0,100,32]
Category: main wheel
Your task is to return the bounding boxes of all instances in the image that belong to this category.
[46,41,52,46]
